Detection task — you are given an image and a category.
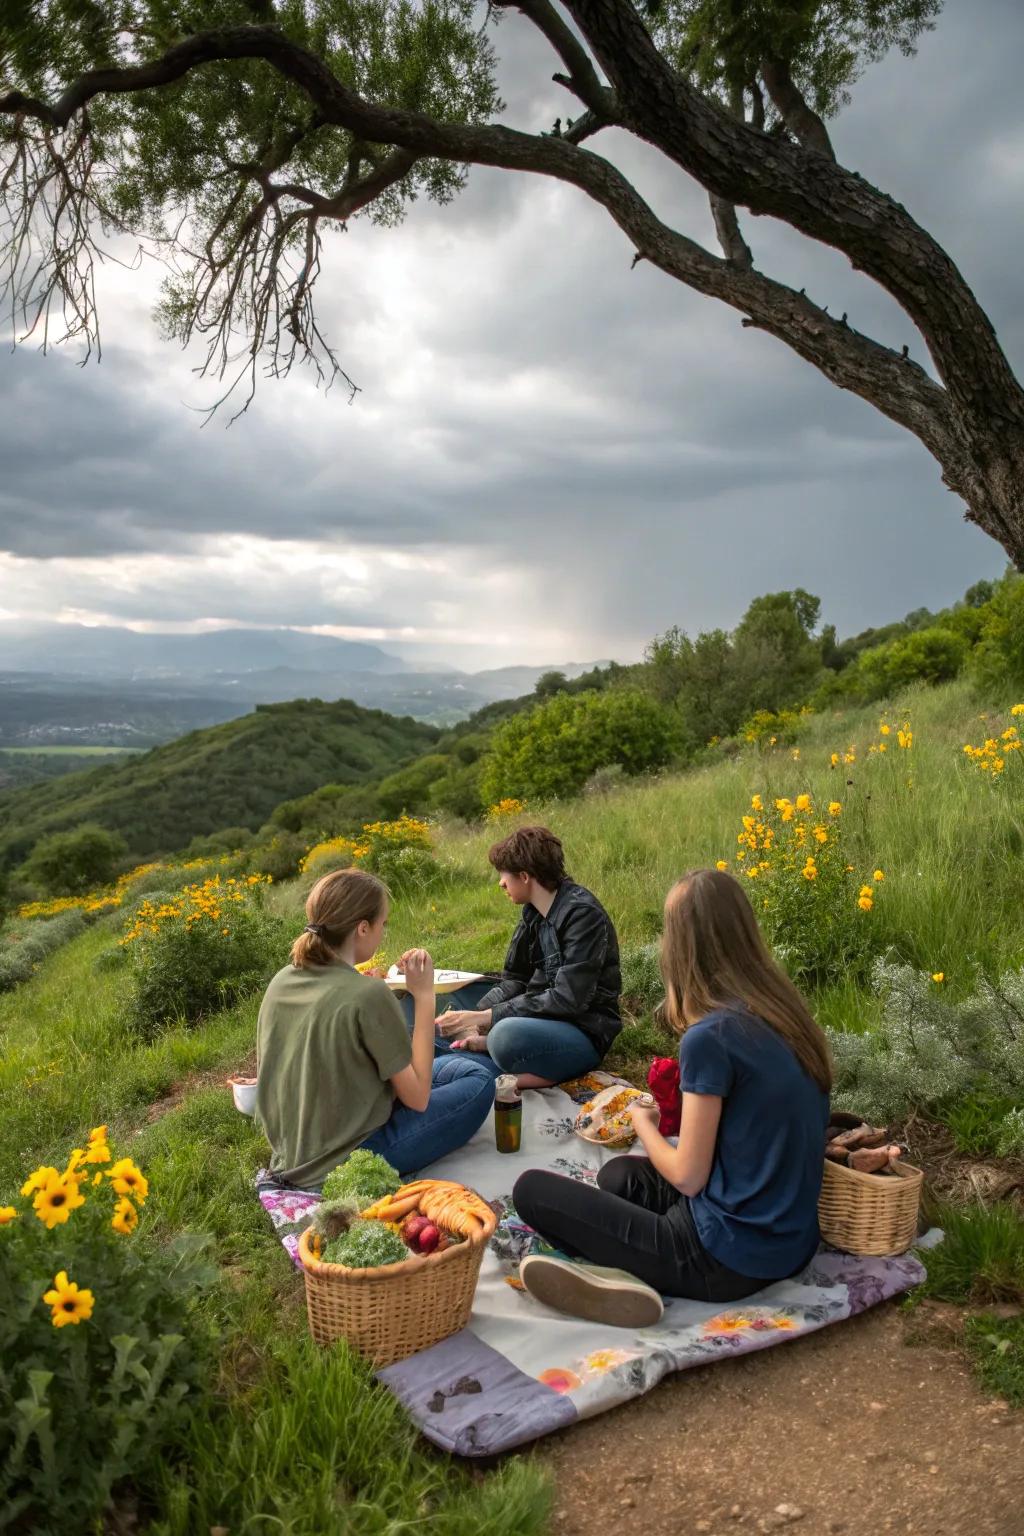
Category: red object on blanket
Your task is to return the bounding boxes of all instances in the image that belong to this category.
[647,1056,682,1136]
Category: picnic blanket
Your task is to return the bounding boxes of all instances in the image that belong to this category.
[256,1074,937,1457]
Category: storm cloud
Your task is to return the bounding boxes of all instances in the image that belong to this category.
[0,0,1018,666]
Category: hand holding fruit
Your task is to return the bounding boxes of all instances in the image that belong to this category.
[399,948,434,999]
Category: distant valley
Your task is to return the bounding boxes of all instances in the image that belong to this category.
[0,623,608,747]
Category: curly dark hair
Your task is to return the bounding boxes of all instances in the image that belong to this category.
[487,825,568,889]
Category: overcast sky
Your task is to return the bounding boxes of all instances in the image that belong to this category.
[0,0,1020,669]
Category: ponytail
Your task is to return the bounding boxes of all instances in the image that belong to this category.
[290,867,388,970]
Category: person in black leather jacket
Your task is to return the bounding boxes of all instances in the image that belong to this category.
[436,825,622,1087]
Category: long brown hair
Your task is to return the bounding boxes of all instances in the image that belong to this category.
[661,867,832,1092]
[290,868,388,970]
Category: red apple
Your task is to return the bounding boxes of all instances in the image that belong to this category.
[401,1214,429,1249]
[417,1223,440,1255]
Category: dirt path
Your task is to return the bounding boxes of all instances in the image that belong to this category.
[541,1304,1022,1536]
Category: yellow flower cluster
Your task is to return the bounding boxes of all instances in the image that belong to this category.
[300,815,433,875]
[299,835,370,875]
[362,815,431,847]
[120,874,270,946]
[3,1128,149,1327]
[721,791,881,913]
[486,798,528,821]
[962,709,1023,776]
[16,853,244,920]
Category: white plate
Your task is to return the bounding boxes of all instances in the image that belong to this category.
[385,966,484,995]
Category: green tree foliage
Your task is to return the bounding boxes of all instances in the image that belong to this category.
[534,670,569,698]
[20,823,127,895]
[655,0,940,121]
[822,625,969,704]
[644,588,827,749]
[972,572,1024,692]
[479,690,679,805]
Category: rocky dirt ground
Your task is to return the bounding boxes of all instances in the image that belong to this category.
[541,1302,1023,1536]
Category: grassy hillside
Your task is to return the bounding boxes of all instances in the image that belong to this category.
[0,699,438,867]
[1,677,1022,1530]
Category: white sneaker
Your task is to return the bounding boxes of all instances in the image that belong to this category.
[518,1254,664,1328]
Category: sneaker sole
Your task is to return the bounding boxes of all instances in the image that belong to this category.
[519,1256,664,1328]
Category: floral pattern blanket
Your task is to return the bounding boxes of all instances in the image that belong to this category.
[256,1074,938,1457]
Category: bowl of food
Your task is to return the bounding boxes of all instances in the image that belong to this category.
[575,1086,654,1149]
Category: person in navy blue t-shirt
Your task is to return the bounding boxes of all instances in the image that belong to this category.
[513,867,833,1328]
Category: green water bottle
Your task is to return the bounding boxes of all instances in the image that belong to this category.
[494,1073,523,1154]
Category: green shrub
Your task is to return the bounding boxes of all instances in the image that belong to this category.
[19,823,127,896]
[0,910,89,993]
[369,844,440,894]
[0,1132,214,1534]
[480,689,678,805]
[830,960,1024,1124]
[720,789,881,988]
[243,831,308,883]
[739,706,812,747]
[121,876,288,1038]
[972,571,1024,692]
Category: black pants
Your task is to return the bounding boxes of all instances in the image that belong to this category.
[513,1157,773,1303]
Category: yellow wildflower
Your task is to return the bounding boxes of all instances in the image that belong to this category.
[1012,703,1024,716]
[828,802,842,817]
[33,1175,86,1230]
[795,794,812,812]
[21,1165,59,1198]
[751,794,763,812]
[716,861,728,872]
[932,972,945,984]
[880,723,890,735]
[43,1271,95,1328]
[857,895,873,912]
[111,1197,139,1236]
[830,753,839,767]
[813,826,828,845]
[0,1206,17,1225]
[873,869,884,882]
[106,1158,149,1206]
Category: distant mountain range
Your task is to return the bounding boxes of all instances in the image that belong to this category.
[0,624,608,741]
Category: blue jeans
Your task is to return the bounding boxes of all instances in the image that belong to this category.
[360,1053,495,1175]
[407,982,601,1083]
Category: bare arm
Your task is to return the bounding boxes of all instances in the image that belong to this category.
[630,1093,722,1197]
[389,948,434,1113]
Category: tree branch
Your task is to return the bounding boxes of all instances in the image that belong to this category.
[493,0,616,120]
[559,0,1024,437]
[760,56,835,160]
[0,20,960,452]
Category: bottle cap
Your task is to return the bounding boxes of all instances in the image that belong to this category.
[494,1073,520,1101]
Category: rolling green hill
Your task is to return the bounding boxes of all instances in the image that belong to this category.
[0,699,437,867]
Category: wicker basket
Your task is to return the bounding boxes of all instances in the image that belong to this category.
[297,1184,496,1366]
[818,1155,924,1257]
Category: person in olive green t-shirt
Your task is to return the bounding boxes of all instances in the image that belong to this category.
[255,867,495,1190]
